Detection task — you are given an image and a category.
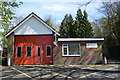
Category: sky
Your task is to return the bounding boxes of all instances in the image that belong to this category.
[0,0,118,50]
[15,0,104,25]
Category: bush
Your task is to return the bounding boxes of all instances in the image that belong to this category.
[2,57,7,66]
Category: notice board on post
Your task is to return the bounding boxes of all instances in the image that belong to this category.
[86,43,98,49]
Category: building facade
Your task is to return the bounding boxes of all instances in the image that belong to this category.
[53,38,104,65]
[6,12,59,65]
[6,12,104,65]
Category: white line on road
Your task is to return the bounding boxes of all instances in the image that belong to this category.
[11,67,32,78]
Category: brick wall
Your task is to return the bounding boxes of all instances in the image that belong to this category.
[7,33,14,65]
[53,41,103,65]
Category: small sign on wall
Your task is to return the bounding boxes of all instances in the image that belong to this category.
[86,43,98,49]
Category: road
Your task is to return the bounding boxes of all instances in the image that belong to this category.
[0,65,120,80]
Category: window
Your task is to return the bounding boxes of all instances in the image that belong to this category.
[37,46,41,57]
[62,44,80,56]
[46,46,51,57]
[17,46,22,57]
[62,44,68,55]
[26,46,31,57]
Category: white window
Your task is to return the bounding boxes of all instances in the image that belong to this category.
[62,44,81,56]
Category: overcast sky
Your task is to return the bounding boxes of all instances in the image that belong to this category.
[15,0,105,24]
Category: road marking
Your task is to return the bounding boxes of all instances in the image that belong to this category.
[41,74,52,78]
[34,66,73,79]
[53,72,72,78]
[11,67,32,78]
[0,66,7,70]
[79,67,115,78]
[3,70,14,72]
[1,75,13,78]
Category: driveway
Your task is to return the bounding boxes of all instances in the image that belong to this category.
[0,65,120,80]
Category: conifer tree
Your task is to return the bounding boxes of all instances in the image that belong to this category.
[75,9,93,37]
[60,9,93,38]
[60,14,74,38]
[59,14,68,38]
[67,14,75,37]
[82,11,93,37]
[75,9,83,37]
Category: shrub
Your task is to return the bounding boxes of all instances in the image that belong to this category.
[2,57,7,66]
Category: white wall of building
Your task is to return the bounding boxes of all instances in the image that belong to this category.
[14,16,53,35]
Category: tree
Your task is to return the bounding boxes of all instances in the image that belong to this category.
[59,14,74,38]
[0,1,23,58]
[0,1,23,48]
[44,16,60,31]
[45,19,53,27]
[98,1,120,46]
[60,9,93,38]
[91,22,103,38]
[95,1,120,59]
[75,9,93,38]
[66,14,75,38]
[60,14,69,38]
[74,9,83,37]
[83,11,93,37]
[114,2,120,46]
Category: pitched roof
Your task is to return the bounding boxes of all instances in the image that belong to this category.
[6,12,60,37]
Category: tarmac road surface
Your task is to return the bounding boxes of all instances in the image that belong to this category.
[0,64,120,80]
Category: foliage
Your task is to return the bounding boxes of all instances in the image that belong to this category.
[98,2,120,47]
[45,17,61,31]
[75,10,93,37]
[91,22,103,38]
[45,18,53,27]
[60,9,93,38]
[0,1,23,48]
[2,57,7,66]
[59,14,75,38]
[59,14,69,38]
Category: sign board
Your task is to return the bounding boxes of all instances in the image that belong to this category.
[86,43,98,49]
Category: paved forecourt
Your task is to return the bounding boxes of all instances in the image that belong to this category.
[1,65,120,79]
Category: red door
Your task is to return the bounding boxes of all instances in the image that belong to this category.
[34,35,53,65]
[14,36,24,65]
[42,36,53,64]
[14,35,53,65]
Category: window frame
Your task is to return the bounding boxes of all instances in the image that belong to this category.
[16,46,22,57]
[62,44,81,56]
[26,46,32,57]
[62,44,69,56]
[37,46,41,57]
[46,45,52,57]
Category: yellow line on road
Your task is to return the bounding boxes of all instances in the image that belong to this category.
[41,74,52,78]
[11,67,32,78]
[53,72,72,78]
[1,75,13,78]
[79,67,115,78]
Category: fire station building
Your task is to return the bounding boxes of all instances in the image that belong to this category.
[6,12,104,65]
